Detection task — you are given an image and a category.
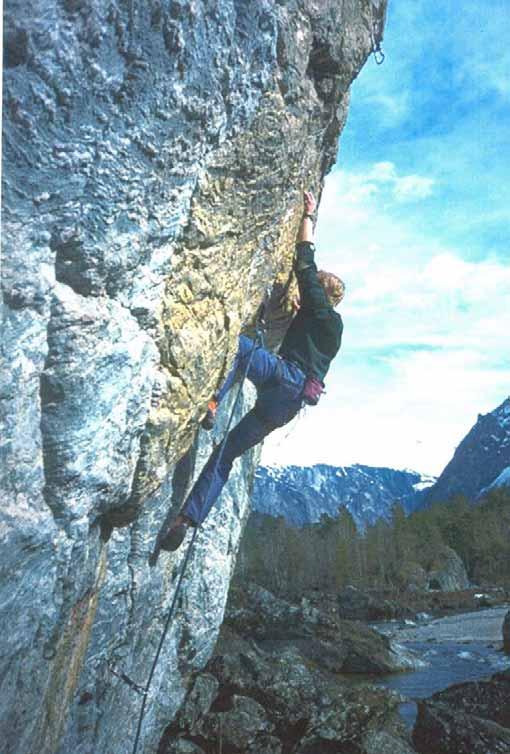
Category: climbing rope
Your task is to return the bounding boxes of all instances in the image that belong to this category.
[277,404,304,445]
[122,311,267,754]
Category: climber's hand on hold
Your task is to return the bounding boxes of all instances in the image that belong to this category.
[298,190,316,243]
[303,190,316,217]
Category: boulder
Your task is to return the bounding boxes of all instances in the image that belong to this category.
[427,546,470,592]
[198,694,275,751]
[225,583,311,640]
[363,729,417,754]
[337,585,407,620]
[225,583,423,674]
[398,563,429,592]
[413,669,510,754]
[337,585,379,619]
[414,704,510,754]
[162,644,413,754]
[337,626,425,674]
[247,735,283,754]
[174,674,219,732]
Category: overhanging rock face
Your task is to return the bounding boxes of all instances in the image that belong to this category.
[1,2,386,753]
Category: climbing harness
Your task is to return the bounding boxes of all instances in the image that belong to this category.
[113,303,268,754]
[368,0,386,65]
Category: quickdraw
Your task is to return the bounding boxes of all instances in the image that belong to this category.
[368,0,386,65]
[107,661,147,697]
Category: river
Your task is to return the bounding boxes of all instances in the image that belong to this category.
[372,605,510,729]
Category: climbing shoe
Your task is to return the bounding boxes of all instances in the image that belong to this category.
[201,399,218,431]
[159,514,194,552]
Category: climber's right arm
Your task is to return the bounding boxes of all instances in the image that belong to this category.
[294,192,330,312]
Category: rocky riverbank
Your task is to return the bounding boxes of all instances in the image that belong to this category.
[378,605,510,645]
[223,584,425,674]
[373,602,510,753]
[159,584,422,753]
[335,585,510,623]
[160,585,510,754]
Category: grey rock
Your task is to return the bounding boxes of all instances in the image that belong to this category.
[173,643,410,753]
[430,669,510,728]
[225,582,309,639]
[175,673,219,732]
[1,1,387,753]
[292,682,408,753]
[413,703,510,754]
[247,735,283,754]
[339,629,425,675]
[413,669,510,754]
[338,584,407,621]
[226,583,423,674]
[207,646,333,728]
[427,546,470,592]
[386,641,428,673]
[363,729,417,754]
[398,562,430,592]
[338,584,375,619]
[198,694,274,750]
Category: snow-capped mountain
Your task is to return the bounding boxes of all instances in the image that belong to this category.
[251,463,435,530]
[425,397,510,504]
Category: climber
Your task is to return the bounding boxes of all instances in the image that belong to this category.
[160,190,345,551]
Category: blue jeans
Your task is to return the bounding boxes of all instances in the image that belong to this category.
[184,335,305,525]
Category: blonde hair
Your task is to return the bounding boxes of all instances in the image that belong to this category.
[317,270,345,307]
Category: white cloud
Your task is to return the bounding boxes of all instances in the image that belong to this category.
[369,162,397,182]
[393,174,435,202]
[365,92,412,128]
[423,254,510,302]
[366,162,435,201]
[321,162,435,215]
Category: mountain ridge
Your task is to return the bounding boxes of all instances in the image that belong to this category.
[252,462,435,529]
[424,396,510,505]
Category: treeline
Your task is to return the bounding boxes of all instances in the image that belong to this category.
[235,488,510,598]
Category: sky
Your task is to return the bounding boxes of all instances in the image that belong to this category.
[262,0,510,477]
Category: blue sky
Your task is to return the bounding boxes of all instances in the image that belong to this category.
[263,0,510,476]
